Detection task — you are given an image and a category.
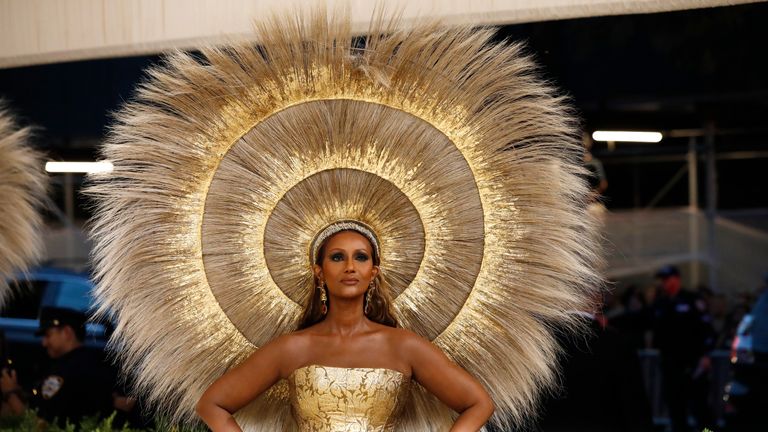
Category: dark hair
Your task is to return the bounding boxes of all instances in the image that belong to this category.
[297,230,398,329]
[72,324,86,342]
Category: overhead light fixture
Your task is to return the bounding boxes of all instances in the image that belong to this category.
[592,131,662,143]
[44,161,114,173]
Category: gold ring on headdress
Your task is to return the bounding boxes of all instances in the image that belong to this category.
[0,103,46,306]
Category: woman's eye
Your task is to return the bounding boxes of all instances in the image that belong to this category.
[330,253,344,261]
[355,253,369,261]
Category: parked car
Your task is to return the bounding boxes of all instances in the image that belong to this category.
[0,267,109,388]
[724,289,768,431]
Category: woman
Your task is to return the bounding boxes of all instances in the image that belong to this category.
[196,224,494,431]
[88,7,601,432]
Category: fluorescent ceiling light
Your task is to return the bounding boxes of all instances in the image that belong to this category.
[45,161,113,173]
[592,131,662,143]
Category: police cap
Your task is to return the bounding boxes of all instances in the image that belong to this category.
[35,306,87,337]
[655,265,680,279]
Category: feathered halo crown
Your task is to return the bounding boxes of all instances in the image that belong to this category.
[0,103,46,307]
[88,7,602,431]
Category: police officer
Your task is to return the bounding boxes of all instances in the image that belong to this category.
[651,266,715,432]
[0,307,113,426]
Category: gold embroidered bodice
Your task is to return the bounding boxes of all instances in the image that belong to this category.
[288,365,411,431]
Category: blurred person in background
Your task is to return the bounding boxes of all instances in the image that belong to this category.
[532,292,654,432]
[750,275,768,354]
[601,284,624,321]
[583,133,609,222]
[723,275,768,431]
[0,330,23,417]
[747,278,768,421]
[706,293,729,349]
[112,378,153,429]
[583,132,608,201]
[610,284,655,351]
[0,307,113,426]
[651,266,715,431]
[722,293,754,350]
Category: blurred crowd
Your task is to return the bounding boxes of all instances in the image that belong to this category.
[605,268,758,358]
[520,135,766,431]
[528,266,768,432]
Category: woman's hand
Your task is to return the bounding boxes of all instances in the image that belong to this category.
[403,332,495,432]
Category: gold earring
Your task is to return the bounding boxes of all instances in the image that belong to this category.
[318,281,328,315]
[364,280,375,315]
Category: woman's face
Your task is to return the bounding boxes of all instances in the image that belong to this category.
[314,230,378,299]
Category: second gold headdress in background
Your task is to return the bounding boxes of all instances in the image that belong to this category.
[0,103,46,307]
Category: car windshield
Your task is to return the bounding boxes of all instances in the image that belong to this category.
[1,279,46,319]
[51,280,94,312]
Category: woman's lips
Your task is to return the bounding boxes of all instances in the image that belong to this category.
[340,279,359,285]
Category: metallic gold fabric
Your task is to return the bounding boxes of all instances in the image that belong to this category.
[288,365,410,432]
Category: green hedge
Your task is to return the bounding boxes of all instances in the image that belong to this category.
[0,411,206,432]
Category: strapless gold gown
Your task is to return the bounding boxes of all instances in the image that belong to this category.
[288,365,411,431]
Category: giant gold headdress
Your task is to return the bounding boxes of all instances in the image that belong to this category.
[88,8,602,431]
[0,103,46,306]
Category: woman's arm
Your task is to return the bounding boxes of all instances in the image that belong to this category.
[403,332,495,432]
[195,335,297,431]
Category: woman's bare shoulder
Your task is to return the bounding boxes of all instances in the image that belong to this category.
[379,326,430,348]
[270,328,314,351]
[396,327,450,357]
[255,330,313,358]
[250,330,314,377]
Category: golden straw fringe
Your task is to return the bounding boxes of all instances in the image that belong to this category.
[87,6,603,431]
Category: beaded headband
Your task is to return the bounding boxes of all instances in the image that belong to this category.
[310,220,381,266]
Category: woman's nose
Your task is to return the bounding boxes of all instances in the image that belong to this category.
[344,258,356,272]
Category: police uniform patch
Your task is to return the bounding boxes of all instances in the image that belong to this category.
[41,375,64,399]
